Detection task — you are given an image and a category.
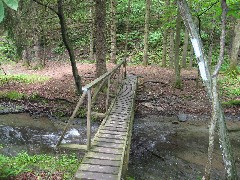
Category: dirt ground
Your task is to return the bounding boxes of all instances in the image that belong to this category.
[1,60,239,117]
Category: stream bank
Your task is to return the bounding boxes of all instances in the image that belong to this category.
[1,112,240,179]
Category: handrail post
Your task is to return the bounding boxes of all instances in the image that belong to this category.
[106,75,111,112]
[87,89,92,150]
[123,57,127,78]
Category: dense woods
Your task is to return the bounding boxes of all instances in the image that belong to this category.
[0,0,240,179]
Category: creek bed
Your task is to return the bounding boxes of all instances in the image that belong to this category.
[1,113,240,179]
[0,113,100,157]
[127,115,240,179]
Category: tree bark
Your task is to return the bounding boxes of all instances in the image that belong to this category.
[94,0,107,77]
[110,0,117,64]
[162,29,167,67]
[169,29,175,68]
[181,28,189,68]
[33,36,43,68]
[124,0,131,56]
[189,45,193,68]
[22,48,30,66]
[177,0,237,179]
[89,0,95,61]
[229,18,240,73]
[57,0,82,94]
[143,0,151,66]
[174,9,182,89]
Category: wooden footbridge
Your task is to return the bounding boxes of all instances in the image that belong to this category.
[56,60,137,180]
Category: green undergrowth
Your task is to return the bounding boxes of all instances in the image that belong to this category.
[0,91,25,100]
[0,91,44,101]
[0,151,80,179]
[219,74,240,107]
[0,74,50,85]
[222,100,240,106]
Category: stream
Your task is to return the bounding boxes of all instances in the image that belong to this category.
[0,113,240,179]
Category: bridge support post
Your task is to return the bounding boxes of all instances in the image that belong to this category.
[87,89,92,150]
[106,76,111,111]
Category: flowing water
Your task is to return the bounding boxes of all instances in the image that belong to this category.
[0,113,100,156]
[1,113,240,179]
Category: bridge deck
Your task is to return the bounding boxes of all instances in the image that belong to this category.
[75,75,137,180]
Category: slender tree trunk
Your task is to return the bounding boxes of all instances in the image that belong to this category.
[207,25,215,66]
[143,0,151,66]
[57,0,82,94]
[169,29,175,68]
[33,36,42,68]
[110,0,117,64]
[162,30,167,67]
[94,0,107,77]
[174,9,182,89]
[177,0,237,179]
[189,45,193,68]
[89,0,95,61]
[229,18,240,73]
[22,48,30,66]
[124,0,131,56]
[181,28,189,68]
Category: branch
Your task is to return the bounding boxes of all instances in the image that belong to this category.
[212,0,228,77]
[32,0,59,15]
[198,0,219,17]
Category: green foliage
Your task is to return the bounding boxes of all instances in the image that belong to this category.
[148,31,162,48]
[77,107,87,118]
[0,0,18,22]
[222,99,240,106]
[218,75,240,98]
[0,74,49,85]
[52,45,65,55]
[0,37,17,62]
[0,91,25,100]
[0,152,79,179]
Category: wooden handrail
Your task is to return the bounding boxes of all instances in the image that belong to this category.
[56,59,126,149]
[82,59,125,91]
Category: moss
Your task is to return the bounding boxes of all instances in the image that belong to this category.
[0,91,25,100]
[222,100,240,106]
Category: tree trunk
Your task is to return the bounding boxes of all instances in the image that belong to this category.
[57,0,82,94]
[189,45,193,68]
[181,28,189,68]
[33,36,42,68]
[177,0,237,179]
[142,0,151,66]
[207,25,215,66]
[124,0,131,56]
[162,29,167,67]
[89,0,95,61]
[94,0,107,77]
[110,0,117,64]
[174,9,182,89]
[229,18,240,73]
[169,29,175,68]
[22,48,30,66]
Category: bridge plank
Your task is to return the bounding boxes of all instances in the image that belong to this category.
[92,141,124,149]
[94,137,125,144]
[79,164,119,174]
[91,146,122,155]
[86,152,122,161]
[75,171,118,180]
[75,75,137,180]
[82,158,121,166]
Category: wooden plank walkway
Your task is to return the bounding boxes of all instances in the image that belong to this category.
[75,75,137,180]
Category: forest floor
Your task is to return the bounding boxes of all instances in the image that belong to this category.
[0,60,239,117]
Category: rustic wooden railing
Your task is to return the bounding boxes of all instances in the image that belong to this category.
[56,59,126,150]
